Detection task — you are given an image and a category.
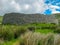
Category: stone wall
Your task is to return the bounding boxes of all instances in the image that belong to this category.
[2,13,58,25]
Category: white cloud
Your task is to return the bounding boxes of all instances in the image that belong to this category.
[48,5,60,14]
[24,4,30,10]
[49,5,60,9]
[11,0,15,4]
[33,1,48,13]
[52,11,60,14]
[0,0,60,15]
[10,0,21,11]
[0,0,49,15]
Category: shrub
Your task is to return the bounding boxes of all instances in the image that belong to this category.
[14,27,27,39]
[27,26,35,32]
[0,29,14,41]
[54,27,60,33]
[0,25,27,41]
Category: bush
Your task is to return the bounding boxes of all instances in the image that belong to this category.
[0,25,27,41]
[14,27,27,39]
[54,27,60,33]
[27,26,35,32]
[0,29,14,41]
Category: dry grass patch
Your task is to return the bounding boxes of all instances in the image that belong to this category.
[20,32,54,45]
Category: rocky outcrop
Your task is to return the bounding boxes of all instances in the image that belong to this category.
[2,13,58,25]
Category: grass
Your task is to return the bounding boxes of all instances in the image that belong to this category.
[20,32,60,45]
[1,31,60,45]
[2,40,16,45]
[35,29,53,34]
[0,39,19,45]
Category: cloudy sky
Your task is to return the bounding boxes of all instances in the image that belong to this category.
[0,0,60,15]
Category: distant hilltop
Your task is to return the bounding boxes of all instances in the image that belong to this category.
[2,13,58,25]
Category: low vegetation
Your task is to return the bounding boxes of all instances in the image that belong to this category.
[0,15,60,45]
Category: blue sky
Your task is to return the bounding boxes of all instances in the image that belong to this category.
[44,0,60,15]
[0,0,60,15]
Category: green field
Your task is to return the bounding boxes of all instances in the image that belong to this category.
[0,16,60,45]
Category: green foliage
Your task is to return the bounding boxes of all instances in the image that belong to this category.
[27,26,35,32]
[54,27,60,33]
[0,25,27,41]
[0,30,14,41]
[14,27,27,39]
[35,29,53,34]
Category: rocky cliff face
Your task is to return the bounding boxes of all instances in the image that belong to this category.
[2,13,58,25]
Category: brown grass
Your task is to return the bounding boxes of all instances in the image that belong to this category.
[20,32,60,45]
